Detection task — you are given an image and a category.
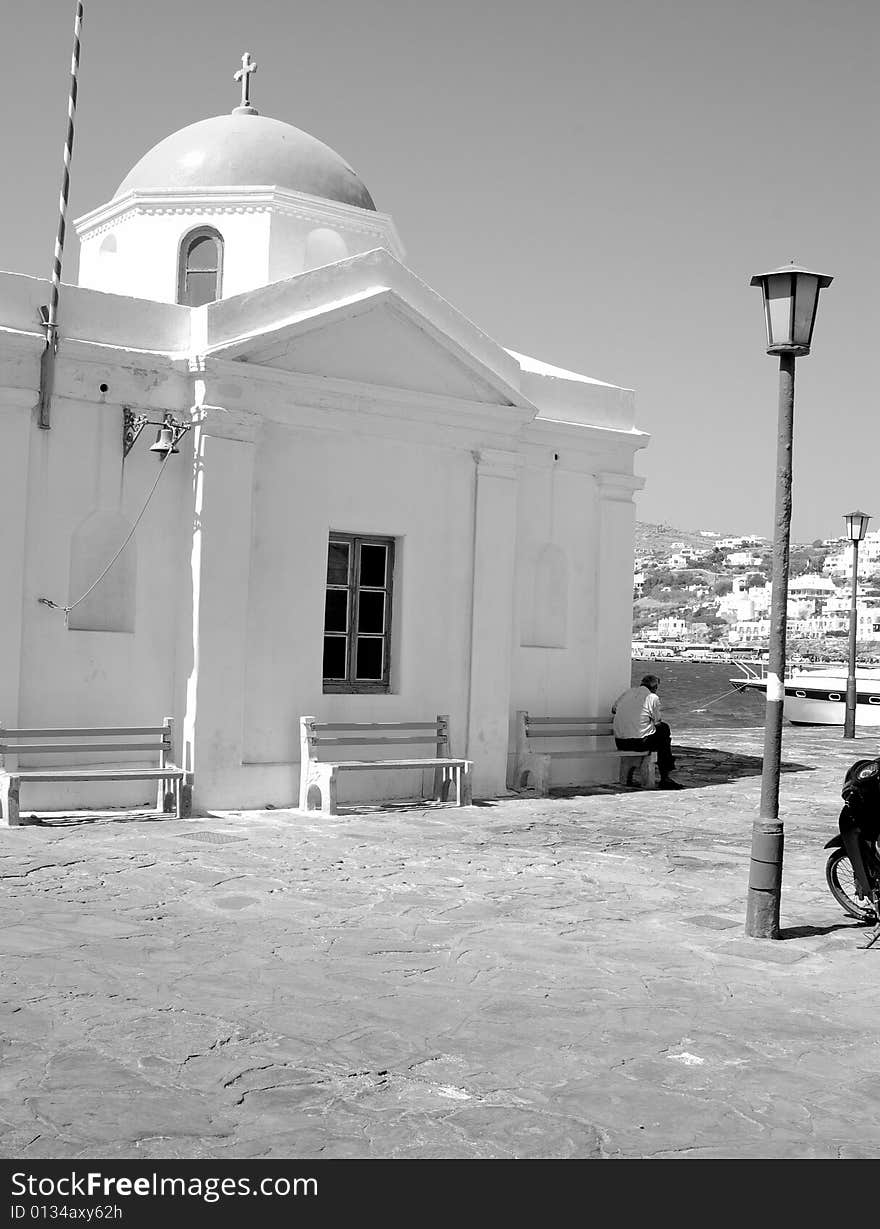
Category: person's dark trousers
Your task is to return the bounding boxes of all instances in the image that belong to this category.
[615,722,675,778]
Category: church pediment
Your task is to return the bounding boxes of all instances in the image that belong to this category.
[202,251,534,409]
[223,291,518,406]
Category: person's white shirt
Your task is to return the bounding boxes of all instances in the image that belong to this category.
[612,685,661,740]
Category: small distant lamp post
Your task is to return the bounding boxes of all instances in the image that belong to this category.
[745,264,833,940]
[843,510,871,739]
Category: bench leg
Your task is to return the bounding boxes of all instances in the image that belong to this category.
[532,754,551,798]
[458,763,473,807]
[321,768,338,816]
[0,774,21,827]
[640,754,657,790]
[181,775,194,817]
[300,765,336,814]
[433,765,448,802]
[299,764,312,811]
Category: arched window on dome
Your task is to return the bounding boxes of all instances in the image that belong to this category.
[177,227,223,306]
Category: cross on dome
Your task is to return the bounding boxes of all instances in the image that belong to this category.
[233,52,258,114]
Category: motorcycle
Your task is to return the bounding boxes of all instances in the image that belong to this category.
[825,758,880,923]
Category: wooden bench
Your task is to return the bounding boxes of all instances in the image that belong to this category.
[0,718,193,826]
[509,710,657,796]
[299,714,473,815]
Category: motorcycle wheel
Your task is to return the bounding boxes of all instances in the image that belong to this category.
[825,848,878,922]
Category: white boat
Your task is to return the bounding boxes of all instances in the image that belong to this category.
[731,663,880,726]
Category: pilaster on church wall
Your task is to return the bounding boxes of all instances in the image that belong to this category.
[0,389,34,726]
[595,470,644,711]
[467,447,521,795]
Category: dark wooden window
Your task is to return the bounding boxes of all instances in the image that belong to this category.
[177,227,223,306]
[323,534,395,693]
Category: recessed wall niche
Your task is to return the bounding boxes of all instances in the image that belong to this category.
[67,510,136,633]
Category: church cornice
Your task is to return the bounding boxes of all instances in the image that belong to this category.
[74,187,404,257]
[199,355,536,445]
[525,415,650,452]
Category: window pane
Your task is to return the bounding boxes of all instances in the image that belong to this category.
[185,270,219,307]
[355,636,383,680]
[357,590,385,633]
[187,236,219,271]
[359,543,387,588]
[324,589,348,633]
[323,636,347,680]
[327,541,350,585]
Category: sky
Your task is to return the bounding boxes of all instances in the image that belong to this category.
[4,0,877,541]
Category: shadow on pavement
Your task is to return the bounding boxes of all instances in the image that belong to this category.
[671,744,814,789]
[780,921,871,940]
[547,745,815,798]
[19,811,183,828]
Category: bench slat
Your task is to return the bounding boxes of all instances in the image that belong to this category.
[1,741,168,754]
[313,722,441,732]
[320,758,467,771]
[526,730,613,739]
[0,727,167,738]
[525,717,611,727]
[8,768,184,782]
[311,735,441,747]
[541,749,650,759]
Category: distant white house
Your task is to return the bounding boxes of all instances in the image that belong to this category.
[656,616,688,640]
[824,533,880,579]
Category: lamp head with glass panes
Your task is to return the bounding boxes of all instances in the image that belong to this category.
[750,264,833,357]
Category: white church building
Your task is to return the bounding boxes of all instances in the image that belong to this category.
[0,60,648,813]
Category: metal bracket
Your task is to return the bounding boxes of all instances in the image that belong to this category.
[122,407,150,458]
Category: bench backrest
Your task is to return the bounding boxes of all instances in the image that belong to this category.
[0,719,175,768]
[515,711,614,752]
[300,715,451,763]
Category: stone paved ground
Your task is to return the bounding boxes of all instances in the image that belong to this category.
[2,724,880,1160]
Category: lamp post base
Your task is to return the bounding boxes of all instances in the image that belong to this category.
[844,677,857,739]
[745,819,784,939]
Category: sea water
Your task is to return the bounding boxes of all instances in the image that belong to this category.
[630,658,766,730]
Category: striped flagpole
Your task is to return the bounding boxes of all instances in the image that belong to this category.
[38,1,84,429]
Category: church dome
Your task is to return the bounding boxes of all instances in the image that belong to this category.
[114,111,376,211]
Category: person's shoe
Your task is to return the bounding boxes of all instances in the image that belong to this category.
[659,778,683,790]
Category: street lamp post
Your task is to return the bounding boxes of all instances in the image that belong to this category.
[843,510,871,739]
[745,264,833,939]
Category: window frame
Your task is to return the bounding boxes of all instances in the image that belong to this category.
[176,226,224,306]
[323,532,395,694]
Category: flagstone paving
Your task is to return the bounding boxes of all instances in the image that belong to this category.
[2,724,879,1159]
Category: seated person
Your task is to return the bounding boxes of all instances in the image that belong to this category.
[612,673,681,789]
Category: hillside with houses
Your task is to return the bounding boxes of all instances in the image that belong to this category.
[633,524,880,660]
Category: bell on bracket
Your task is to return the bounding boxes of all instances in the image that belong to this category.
[149,423,180,459]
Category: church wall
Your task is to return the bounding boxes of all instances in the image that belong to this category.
[509,458,598,714]
[239,421,475,806]
[507,445,640,789]
[266,214,397,284]
[0,273,190,354]
[12,397,189,808]
[78,211,273,303]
